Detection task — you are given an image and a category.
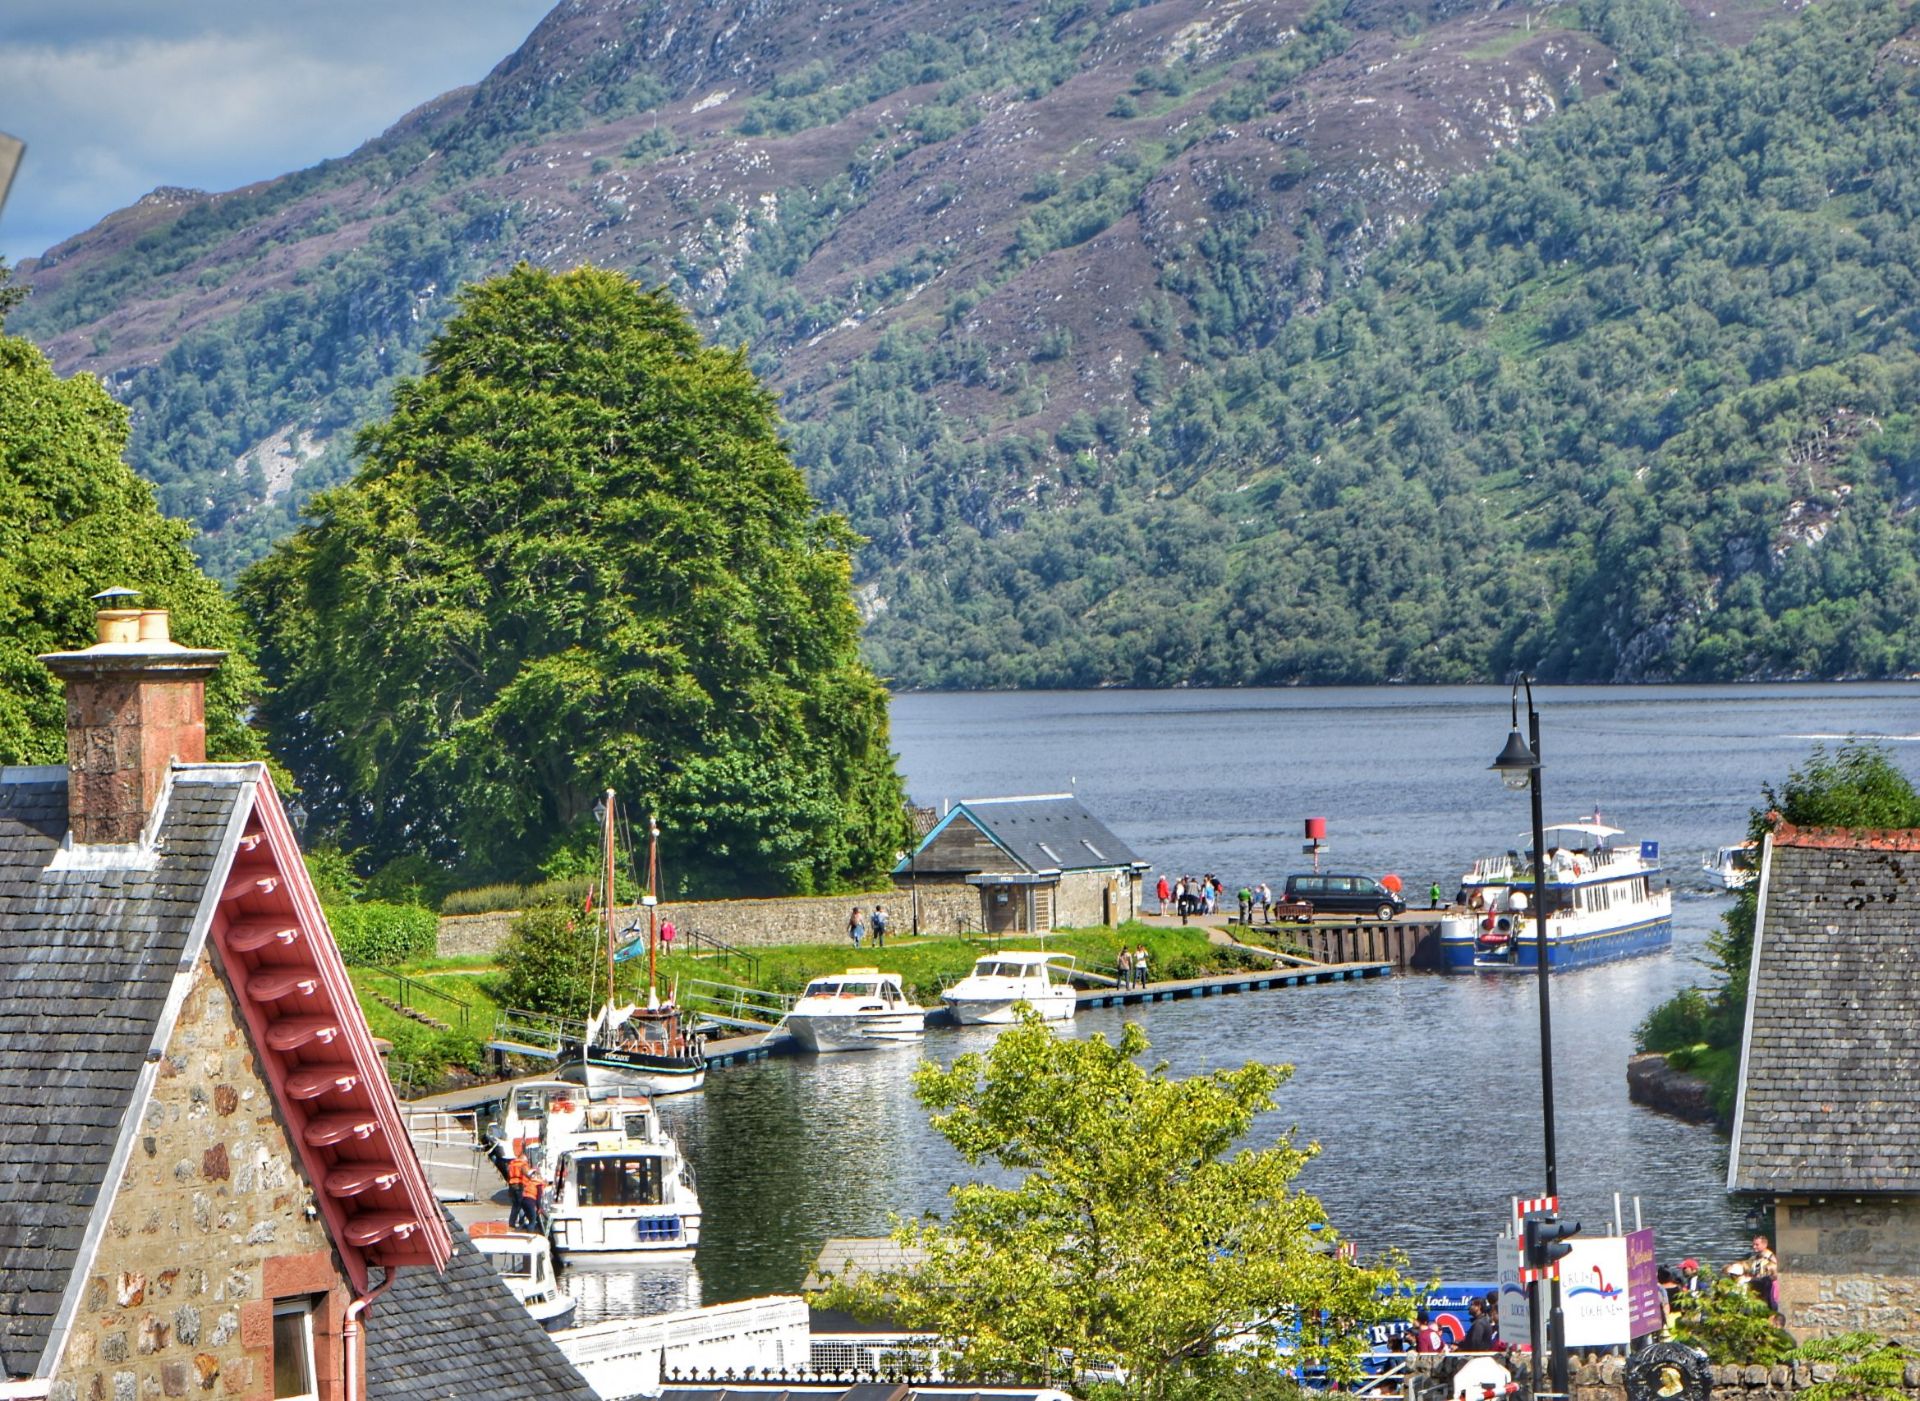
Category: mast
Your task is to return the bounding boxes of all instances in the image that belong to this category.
[647,816,661,1000]
[602,788,617,1009]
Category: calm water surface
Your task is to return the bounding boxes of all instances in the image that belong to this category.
[593,685,1920,1317]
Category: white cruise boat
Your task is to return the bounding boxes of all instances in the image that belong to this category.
[1702,841,1757,891]
[1441,817,1672,973]
[784,968,928,1052]
[469,1222,577,1330]
[939,950,1079,1025]
[485,1079,584,1169]
[544,1097,701,1259]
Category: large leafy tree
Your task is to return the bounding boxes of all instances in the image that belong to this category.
[0,270,261,766]
[821,1016,1410,1400]
[242,263,909,894]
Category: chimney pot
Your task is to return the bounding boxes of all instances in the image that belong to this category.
[97,609,143,646]
[137,609,172,644]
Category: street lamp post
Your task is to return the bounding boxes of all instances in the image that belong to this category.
[1490,675,1568,1397]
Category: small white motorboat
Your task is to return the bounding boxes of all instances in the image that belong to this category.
[940,950,1079,1025]
[784,969,928,1053]
[470,1221,578,1330]
[1702,841,1757,891]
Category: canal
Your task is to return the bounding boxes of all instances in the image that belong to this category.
[590,683,1920,1314]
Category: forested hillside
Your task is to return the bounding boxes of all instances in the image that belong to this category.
[15,0,1920,685]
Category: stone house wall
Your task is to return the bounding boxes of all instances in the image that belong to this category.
[1052,870,1143,929]
[1413,1353,1920,1401]
[52,951,347,1401]
[1775,1196,1920,1341]
[437,885,982,960]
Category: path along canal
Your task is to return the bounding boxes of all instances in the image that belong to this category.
[600,684,1920,1315]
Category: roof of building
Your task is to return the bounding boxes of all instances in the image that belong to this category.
[0,766,245,1377]
[656,1388,1072,1401]
[896,795,1142,877]
[367,1210,598,1401]
[1728,823,1920,1196]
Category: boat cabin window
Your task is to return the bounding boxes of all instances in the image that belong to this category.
[623,1111,651,1140]
[805,979,842,998]
[490,1251,535,1277]
[575,1155,664,1207]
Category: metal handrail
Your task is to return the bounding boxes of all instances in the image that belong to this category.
[674,926,761,982]
[367,967,472,1029]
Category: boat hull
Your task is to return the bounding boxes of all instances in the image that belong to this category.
[1439,914,1673,973]
[550,1210,702,1259]
[940,991,1077,1025]
[561,1042,707,1096]
[787,1010,926,1053]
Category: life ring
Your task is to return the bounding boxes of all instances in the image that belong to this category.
[1495,915,1514,934]
[1572,859,1583,875]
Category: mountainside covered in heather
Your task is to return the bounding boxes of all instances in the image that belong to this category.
[17,0,1920,685]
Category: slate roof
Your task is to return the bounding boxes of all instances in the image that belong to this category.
[0,768,246,1377]
[904,796,1142,876]
[1728,824,1920,1195]
[366,1209,597,1401]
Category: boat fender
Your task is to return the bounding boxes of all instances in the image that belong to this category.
[1572,859,1583,875]
[1483,912,1496,931]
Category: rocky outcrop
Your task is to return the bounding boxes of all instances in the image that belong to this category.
[1627,1051,1720,1125]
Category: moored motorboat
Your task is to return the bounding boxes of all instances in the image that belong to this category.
[1701,841,1757,891]
[784,969,928,1052]
[939,950,1078,1025]
[545,1126,703,1259]
[1441,816,1672,973]
[470,1221,578,1330]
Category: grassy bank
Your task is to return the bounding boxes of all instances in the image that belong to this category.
[349,922,1261,1090]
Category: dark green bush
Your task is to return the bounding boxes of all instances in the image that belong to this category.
[1636,985,1715,1052]
[327,901,437,966]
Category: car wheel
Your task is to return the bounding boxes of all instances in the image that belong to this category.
[1376,904,1397,921]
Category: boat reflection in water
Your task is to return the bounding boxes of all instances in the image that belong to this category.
[562,1257,703,1326]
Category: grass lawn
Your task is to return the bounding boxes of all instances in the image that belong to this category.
[351,921,1267,1091]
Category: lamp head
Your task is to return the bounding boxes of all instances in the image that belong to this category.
[1491,728,1537,790]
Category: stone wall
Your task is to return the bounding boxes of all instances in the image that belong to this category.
[1052,871,1143,929]
[1776,1196,1920,1341]
[1413,1353,1920,1401]
[437,884,982,960]
[53,952,347,1401]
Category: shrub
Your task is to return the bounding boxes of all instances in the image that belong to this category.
[441,882,529,916]
[1668,1278,1795,1363]
[1636,986,1715,1052]
[327,902,438,966]
[496,904,617,1017]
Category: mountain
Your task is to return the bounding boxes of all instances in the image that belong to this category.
[15,0,1920,686]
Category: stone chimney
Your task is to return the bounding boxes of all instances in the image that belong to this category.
[37,589,228,846]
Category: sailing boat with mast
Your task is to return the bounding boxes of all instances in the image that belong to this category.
[560,791,707,1095]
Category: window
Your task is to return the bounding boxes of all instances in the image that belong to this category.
[272,1300,317,1401]
[575,1155,664,1207]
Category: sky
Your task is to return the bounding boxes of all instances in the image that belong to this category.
[0,0,558,264]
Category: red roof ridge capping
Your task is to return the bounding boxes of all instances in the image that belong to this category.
[208,774,451,1288]
[1768,817,1920,852]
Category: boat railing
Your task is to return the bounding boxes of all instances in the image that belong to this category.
[401,1107,490,1203]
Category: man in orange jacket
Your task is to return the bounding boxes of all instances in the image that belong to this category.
[507,1151,534,1230]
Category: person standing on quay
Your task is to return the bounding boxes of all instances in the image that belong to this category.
[1134,943,1150,988]
[871,904,889,948]
[1116,946,1132,990]
[1238,886,1254,925]
[507,1151,534,1231]
[848,906,866,947]
[1430,881,1443,909]
[1156,873,1171,914]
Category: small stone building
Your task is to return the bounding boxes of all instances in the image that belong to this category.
[893,795,1147,933]
[1727,819,1920,1342]
[0,599,596,1401]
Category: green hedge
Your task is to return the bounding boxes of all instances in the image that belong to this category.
[326,902,437,966]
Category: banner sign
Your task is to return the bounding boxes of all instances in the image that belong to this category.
[1560,1237,1632,1348]
[1626,1228,1663,1339]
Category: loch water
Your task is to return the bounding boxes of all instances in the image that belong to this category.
[623,684,1920,1315]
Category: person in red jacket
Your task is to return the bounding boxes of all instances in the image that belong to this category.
[1156,874,1171,913]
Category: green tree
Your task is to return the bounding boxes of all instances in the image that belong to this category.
[241,264,910,893]
[0,324,261,766]
[820,1016,1410,1400]
[494,902,618,1017]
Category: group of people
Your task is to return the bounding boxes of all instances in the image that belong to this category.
[1656,1236,1780,1316]
[1396,1293,1503,1354]
[505,1149,549,1233]
[1114,944,1153,989]
[1156,874,1225,920]
[845,904,890,947]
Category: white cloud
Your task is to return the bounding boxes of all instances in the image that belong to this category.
[0,1,555,263]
